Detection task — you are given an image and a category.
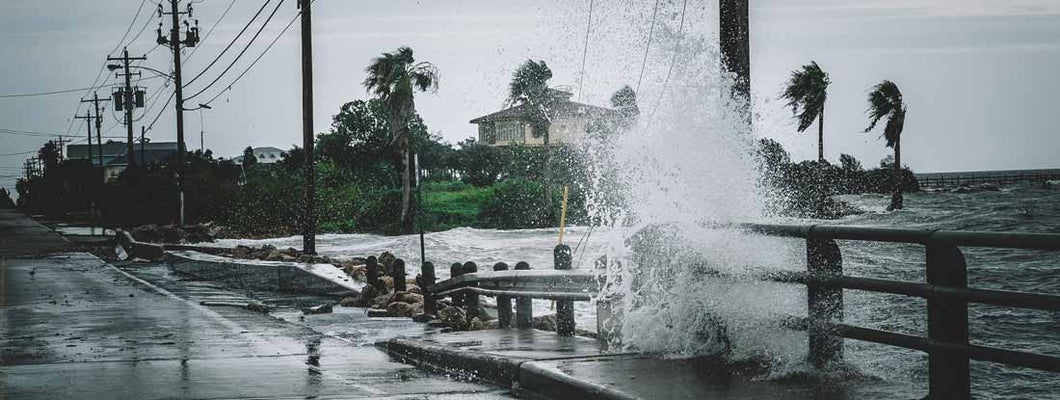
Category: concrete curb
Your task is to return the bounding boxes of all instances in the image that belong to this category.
[166,250,363,297]
[377,337,640,400]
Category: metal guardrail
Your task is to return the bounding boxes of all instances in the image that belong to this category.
[916,172,1060,188]
[415,223,1060,399]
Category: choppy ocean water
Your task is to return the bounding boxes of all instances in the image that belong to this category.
[203,182,1060,399]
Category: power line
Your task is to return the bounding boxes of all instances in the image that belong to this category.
[0,75,162,99]
[636,0,661,93]
[186,0,238,61]
[108,0,150,56]
[649,0,688,122]
[194,8,300,108]
[184,0,286,101]
[183,0,273,87]
[576,0,594,102]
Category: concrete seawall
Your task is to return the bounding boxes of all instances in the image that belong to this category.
[166,250,365,297]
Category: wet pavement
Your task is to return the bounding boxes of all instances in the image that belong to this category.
[1,252,512,399]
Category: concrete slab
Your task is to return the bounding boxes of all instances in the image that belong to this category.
[166,250,365,297]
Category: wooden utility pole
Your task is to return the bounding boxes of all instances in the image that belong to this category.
[160,0,198,226]
[75,111,95,166]
[108,48,147,166]
[80,92,111,166]
[720,0,750,123]
[299,0,316,255]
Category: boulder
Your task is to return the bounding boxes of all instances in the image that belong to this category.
[406,285,422,295]
[378,252,397,274]
[392,291,423,304]
[370,292,395,309]
[386,301,416,317]
[265,250,284,261]
[437,305,468,330]
[379,276,394,290]
[339,296,358,307]
[533,314,558,331]
[232,245,251,258]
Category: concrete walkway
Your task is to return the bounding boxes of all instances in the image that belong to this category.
[0,209,512,399]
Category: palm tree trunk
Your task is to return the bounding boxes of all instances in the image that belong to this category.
[542,123,554,226]
[817,106,825,162]
[890,138,903,210]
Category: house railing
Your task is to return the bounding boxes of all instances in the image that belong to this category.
[407,223,1060,399]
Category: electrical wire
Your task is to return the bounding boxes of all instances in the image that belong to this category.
[648,0,688,125]
[576,0,594,103]
[183,0,286,101]
[635,0,661,93]
[192,8,300,108]
[183,0,272,87]
[186,0,238,61]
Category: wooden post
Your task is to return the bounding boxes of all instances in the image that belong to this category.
[494,262,512,328]
[366,256,380,292]
[926,244,970,399]
[807,237,843,369]
[463,261,479,320]
[391,259,407,292]
[554,244,574,336]
[421,261,436,315]
[514,261,533,328]
[450,262,464,308]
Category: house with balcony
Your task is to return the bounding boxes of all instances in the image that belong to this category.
[470,89,618,147]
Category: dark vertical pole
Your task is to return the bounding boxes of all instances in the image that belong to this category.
[514,261,533,328]
[416,154,425,266]
[926,243,970,399]
[122,48,136,167]
[366,256,380,292]
[170,0,187,227]
[719,0,750,123]
[299,0,316,255]
[92,93,105,165]
[391,259,407,293]
[463,261,479,321]
[83,111,94,166]
[554,244,574,336]
[494,262,512,328]
[807,237,843,369]
[450,262,465,308]
[421,261,436,315]
[140,126,146,166]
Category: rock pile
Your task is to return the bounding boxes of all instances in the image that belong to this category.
[130,222,220,243]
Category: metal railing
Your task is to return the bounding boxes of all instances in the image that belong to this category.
[916,171,1060,188]
[414,223,1060,399]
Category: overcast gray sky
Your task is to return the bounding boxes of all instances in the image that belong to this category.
[2,0,1059,195]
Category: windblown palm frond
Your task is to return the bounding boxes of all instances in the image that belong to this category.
[864,80,905,148]
[507,60,552,109]
[780,61,830,132]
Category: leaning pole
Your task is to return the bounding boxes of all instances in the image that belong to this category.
[720,0,750,123]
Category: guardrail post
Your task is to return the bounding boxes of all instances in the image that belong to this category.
[554,244,575,336]
[463,261,479,321]
[450,262,464,308]
[515,261,533,328]
[926,243,970,399]
[807,237,843,369]
[366,256,381,292]
[392,259,407,293]
[494,262,512,328]
[421,262,436,315]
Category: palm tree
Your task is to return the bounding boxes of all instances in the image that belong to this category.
[780,61,830,162]
[506,60,555,215]
[864,80,907,210]
[363,47,439,232]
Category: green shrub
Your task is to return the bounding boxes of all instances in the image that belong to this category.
[478,178,549,229]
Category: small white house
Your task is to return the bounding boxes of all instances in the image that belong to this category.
[232,146,284,164]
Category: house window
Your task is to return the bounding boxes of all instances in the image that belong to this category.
[495,121,523,144]
[478,123,495,144]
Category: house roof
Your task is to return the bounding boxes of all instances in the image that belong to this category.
[469,99,618,124]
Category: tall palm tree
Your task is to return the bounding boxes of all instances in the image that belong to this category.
[506,60,556,215]
[864,80,907,210]
[780,61,830,162]
[363,46,439,232]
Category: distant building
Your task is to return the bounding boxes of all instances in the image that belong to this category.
[67,141,178,182]
[470,88,618,147]
[232,146,285,165]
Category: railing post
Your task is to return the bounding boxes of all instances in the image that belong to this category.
[494,262,512,328]
[554,244,575,336]
[450,262,464,308]
[514,261,533,328]
[366,256,381,292]
[392,259,407,293]
[463,261,479,321]
[421,261,436,315]
[807,237,843,369]
[926,243,970,399]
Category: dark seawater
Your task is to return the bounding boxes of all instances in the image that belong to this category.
[833,182,1060,399]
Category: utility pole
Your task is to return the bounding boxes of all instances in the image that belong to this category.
[140,126,147,165]
[720,0,750,124]
[299,0,316,255]
[75,111,94,166]
[56,136,71,159]
[80,93,111,167]
[108,48,147,166]
[159,0,199,226]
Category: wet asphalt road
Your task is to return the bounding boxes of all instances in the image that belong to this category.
[0,252,513,399]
